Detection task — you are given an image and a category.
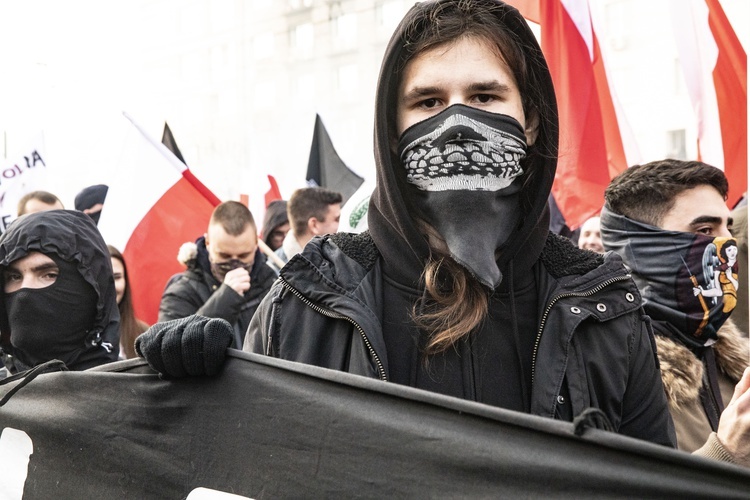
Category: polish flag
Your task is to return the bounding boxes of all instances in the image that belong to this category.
[539,0,632,230]
[99,113,220,325]
[671,0,747,207]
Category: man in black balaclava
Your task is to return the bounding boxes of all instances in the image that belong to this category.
[0,210,120,374]
[137,0,674,448]
[601,159,750,467]
[74,184,108,225]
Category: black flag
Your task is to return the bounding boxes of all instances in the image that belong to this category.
[306,114,364,204]
[161,122,186,165]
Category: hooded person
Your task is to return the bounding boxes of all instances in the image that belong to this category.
[74,184,108,225]
[137,0,674,447]
[0,210,120,373]
[260,200,290,252]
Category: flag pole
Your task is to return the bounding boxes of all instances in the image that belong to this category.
[258,238,286,270]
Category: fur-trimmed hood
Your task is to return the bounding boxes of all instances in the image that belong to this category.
[655,319,748,410]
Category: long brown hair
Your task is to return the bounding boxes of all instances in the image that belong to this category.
[108,245,148,358]
[412,223,489,355]
[401,1,538,354]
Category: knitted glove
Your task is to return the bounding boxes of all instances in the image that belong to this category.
[135,315,233,377]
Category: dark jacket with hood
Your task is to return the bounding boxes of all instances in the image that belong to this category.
[0,210,120,372]
[159,236,277,349]
[245,0,674,447]
[261,200,289,250]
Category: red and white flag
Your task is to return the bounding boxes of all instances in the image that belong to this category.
[539,0,632,230]
[671,0,747,207]
[99,113,220,325]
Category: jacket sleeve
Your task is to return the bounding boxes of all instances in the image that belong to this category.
[159,277,244,325]
[158,277,203,322]
[617,313,677,447]
[195,284,245,324]
[243,283,279,356]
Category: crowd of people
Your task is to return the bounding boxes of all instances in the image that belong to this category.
[0,0,748,475]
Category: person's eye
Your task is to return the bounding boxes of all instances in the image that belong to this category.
[474,93,495,104]
[3,272,21,283]
[419,98,441,109]
[43,271,59,281]
[696,227,714,235]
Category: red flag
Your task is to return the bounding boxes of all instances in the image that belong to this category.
[99,113,220,324]
[264,174,282,208]
[540,0,629,229]
[672,0,747,207]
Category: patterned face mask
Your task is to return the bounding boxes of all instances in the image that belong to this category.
[601,206,739,348]
[210,259,253,283]
[397,104,527,288]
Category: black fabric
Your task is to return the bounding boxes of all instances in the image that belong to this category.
[247,232,676,447]
[73,184,108,212]
[5,258,98,369]
[397,105,528,287]
[0,352,747,497]
[0,210,120,371]
[136,315,233,377]
[161,121,187,164]
[381,267,536,412]
[306,114,364,205]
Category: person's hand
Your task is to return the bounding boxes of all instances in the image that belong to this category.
[224,267,251,296]
[716,367,750,466]
[135,315,233,377]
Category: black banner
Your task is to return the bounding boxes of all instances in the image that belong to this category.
[1,351,748,498]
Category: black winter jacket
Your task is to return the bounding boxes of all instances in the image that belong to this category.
[160,238,277,349]
[246,231,676,447]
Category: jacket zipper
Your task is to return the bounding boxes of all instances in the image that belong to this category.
[278,277,388,381]
[531,274,633,390]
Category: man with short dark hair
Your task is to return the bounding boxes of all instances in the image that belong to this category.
[601,159,749,467]
[269,187,342,273]
[158,201,277,349]
[17,190,64,216]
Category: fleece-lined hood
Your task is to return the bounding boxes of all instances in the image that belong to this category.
[0,209,120,370]
[368,0,558,287]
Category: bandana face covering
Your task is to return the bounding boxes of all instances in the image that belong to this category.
[397,104,527,288]
[600,206,739,348]
[5,258,98,367]
[210,258,253,283]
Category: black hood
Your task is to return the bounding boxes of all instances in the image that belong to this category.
[261,200,289,248]
[0,210,120,369]
[368,0,558,287]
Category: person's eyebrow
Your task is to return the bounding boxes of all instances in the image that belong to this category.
[467,81,512,93]
[401,86,442,103]
[688,215,725,228]
[31,263,59,273]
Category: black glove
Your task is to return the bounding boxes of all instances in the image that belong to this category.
[135,315,233,377]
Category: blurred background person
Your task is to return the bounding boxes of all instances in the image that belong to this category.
[74,184,108,225]
[108,245,149,359]
[16,190,64,216]
[260,200,290,252]
[730,203,748,337]
[578,215,604,253]
[269,187,342,273]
